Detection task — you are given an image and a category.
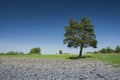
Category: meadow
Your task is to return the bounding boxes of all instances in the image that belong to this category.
[0,53,120,65]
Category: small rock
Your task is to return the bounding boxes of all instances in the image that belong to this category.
[34,74,37,76]
[79,77,84,80]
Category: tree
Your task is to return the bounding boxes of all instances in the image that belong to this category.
[100,48,107,53]
[106,47,114,53]
[59,50,63,54]
[99,46,114,54]
[29,47,41,54]
[63,17,97,57]
[6,51,18,55]
[115,45,120,53]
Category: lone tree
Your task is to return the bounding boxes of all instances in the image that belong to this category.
[59,50,63,54]
[63,17,97,57]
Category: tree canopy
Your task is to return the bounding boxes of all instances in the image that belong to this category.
[63,17,97,57]
[115,45,120,53]
[29,47,41,54]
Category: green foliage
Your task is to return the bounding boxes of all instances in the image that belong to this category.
[106,47,114,53]
[115,45,120,53]
[59,50,63,54]
[64,17,97,57]
[6,51,24,55]
[100,47,114,54]
[93,51,99,54]
[0,52,4,54]
[29,47,41,54]
[100,48,107,53]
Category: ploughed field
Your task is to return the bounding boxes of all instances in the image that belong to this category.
[0,57,120,80]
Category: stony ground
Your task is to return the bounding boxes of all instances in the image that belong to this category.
[0,58,120,80]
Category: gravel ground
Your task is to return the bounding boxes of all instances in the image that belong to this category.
[0,58,120,80]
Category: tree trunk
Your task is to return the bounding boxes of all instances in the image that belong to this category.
[79,44,83,57]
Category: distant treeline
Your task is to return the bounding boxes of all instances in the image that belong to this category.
[0,51,24,55]
[90,45,120,54]
[0,47,41,55]
[1,45,120,55]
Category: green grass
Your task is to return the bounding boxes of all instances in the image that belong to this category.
[0,53,120,66]
[87,53,120,64]
[0,54,77,59]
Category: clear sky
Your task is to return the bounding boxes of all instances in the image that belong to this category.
[0,0,120,54]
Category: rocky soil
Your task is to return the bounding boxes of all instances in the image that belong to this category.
[0,58,120,80]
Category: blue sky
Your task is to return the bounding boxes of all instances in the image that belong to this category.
[0,0,120,54]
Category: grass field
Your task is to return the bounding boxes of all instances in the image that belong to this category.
[87,54,120,64]
[0,54,75,59]
[0,53,120,66]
